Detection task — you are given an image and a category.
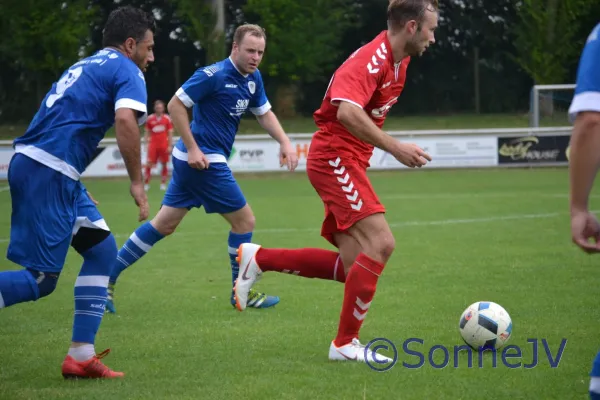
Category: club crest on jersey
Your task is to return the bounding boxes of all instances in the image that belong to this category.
[248,81,256,94]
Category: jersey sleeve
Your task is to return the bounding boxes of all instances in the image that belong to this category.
[175,66,219,108]
[569,24,600,121]
[249,71,271,116]
[113,63,148,125]
[329,56,380,109]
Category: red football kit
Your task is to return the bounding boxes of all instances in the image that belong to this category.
[145,113,173,164]
[308,30,410,245]
[248,31,413,350]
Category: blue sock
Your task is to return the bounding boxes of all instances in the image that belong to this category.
[228,231,252,287]
[110,222,164,284]
[590,350,600,399]
[72,234,117,344]
[0,269,40,308]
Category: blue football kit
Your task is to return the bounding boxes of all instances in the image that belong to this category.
[8,48,147,272]
[108,56,280,311]
[568,23,600,400]
[164,56,271,213]
[569,23,600,121]
[0,47,148,346]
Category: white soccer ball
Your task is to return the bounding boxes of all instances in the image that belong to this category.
[458,301,512,350]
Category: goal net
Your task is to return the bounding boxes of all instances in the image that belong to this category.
[529,84,576,127]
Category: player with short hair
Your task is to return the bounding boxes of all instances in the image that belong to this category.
[565,22,600,400]
[144,99,174,191]
[106,23,298,313]
[233,0,436,363]
[0,6,154,378]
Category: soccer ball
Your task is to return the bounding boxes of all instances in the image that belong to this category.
[458,301,512,350]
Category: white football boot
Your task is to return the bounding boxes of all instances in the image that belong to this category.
[233,243,263,311]
[329,338,394,365]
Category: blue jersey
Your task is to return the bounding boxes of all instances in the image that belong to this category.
[173,57,270,162]
[13,48,148,180]
[569,23,600,121]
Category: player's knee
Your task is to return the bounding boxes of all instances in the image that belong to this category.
[364,231,395,263]
[231,214,255,233]
[26,269,60,299]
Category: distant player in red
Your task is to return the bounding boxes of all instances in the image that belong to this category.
[144,99,173,191]
[234,0,437,363]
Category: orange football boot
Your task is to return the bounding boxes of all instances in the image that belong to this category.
[61,349,124,379]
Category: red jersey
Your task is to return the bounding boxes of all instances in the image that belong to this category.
[310,31,410,166]
[145,113,173,147]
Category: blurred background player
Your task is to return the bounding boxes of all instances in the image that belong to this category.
[144,99,174,191]
[565,22,600,400]
[234,0,435,364]
[105,24,298,314]
[0,6,153,378]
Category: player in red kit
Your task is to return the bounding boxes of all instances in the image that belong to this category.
[144,99,174,191]
[234,0,437,364]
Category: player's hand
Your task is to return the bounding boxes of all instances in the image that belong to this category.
[188,147,210,170]
[279,141,298,171]
[571,209,600,253]
[392,142,432,168]
[86,191,99,205]
[130,181,149,222]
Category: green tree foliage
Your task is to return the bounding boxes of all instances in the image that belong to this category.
[242,0,359,84]
[241,0,359,116]
[513,0,594,84]
[174,0,226,64]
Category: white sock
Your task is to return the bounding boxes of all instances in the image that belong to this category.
[68,344,96,362]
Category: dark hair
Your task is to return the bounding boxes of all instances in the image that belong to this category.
[387,0,438,31]
[102,6,156,48]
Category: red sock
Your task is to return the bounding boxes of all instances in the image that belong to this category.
[334,253,385,347]
[255,248,345,282]
[161,164,168,183]
[144,166,152,184]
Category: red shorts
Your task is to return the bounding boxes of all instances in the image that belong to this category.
[306,156,385,247]
[147,144,170,164]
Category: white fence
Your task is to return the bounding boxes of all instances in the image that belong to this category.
[0,126,572,179]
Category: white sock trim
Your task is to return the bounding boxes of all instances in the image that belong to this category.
[0,291,5,308]
[591,377,600,393]
[68,344,96,362]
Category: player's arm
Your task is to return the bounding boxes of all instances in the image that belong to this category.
[112,64,150,221]
[336,102,399,153]
[255,110,298,170]
[115,108,144,184]
[569,111,600,213]
[329,61,429,168]
[167,95,209,169]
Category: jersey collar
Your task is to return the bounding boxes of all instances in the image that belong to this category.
[228,56,249,78]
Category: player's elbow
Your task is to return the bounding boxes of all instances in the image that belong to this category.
[167,96,184,115]
[336,101,358,127]
[114,108,136,127]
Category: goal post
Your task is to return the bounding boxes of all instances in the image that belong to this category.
[530,84,576,127]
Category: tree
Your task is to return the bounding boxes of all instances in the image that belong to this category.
[242,0,360,117]
[513,0,593,85]
[0,0,96,113]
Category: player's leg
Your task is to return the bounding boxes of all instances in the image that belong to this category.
[328,212,394,360]
[145,144,158,191]
[61,191,123,378]
[590,349,600,399]
[107,157,195,313]
[191,162,278,309]
[159,148,169,190]
[0,154,72,309]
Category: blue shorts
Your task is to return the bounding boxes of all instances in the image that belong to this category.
[7,154,109,273]
[162,158,246,214]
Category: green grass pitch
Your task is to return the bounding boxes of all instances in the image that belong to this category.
[0,167,598,399]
